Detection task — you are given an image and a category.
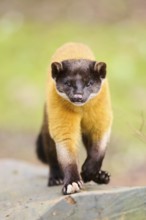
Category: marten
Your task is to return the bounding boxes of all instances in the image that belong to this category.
[36,42,113,195]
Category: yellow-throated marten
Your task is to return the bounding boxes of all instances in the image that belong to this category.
[36,43,113,195]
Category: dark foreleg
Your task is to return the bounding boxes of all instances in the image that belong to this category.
[81,132,110,184]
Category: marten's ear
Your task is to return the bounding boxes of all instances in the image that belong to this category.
[51,62,63,80]
[94,62,106,79]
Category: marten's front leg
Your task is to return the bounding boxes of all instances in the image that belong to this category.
[49,112,83,195]
[55,141,83,195]
[81,130,111,184]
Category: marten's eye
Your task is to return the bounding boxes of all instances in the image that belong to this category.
[86,81,94,87]
[65,81,71,87]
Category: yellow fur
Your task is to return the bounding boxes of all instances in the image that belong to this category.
[46,43,113,160]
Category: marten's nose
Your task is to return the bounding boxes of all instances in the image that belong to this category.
[73,93,83,102]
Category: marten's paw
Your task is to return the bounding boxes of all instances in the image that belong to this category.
[62,180,83,195]
[81,158,98,183]
[93,170,110,184]
[48,168,64,186]
[48,176,63,186]
[81,158,110,184]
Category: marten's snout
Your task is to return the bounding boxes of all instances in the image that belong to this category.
[72,93,83,102]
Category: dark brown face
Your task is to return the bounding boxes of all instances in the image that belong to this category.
[51,59,106,106]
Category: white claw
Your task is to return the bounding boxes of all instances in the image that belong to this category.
[56,180,60,185]
[66,184,72,194]
[78,181,83,188]
[59,179,63,184]
[64,181,83,195]
[72,182,80,192]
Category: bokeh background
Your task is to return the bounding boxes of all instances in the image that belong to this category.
[0,0,146,185]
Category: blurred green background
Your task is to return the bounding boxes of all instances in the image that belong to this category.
[0,0,146,185]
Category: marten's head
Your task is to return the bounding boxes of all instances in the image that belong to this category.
[51,59,106,106]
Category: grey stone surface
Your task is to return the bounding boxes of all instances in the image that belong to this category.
[0,159,62,220]
[0,159,146,220]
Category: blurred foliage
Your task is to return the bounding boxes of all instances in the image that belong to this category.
[0,0,146,24]
[0,20,146,134]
